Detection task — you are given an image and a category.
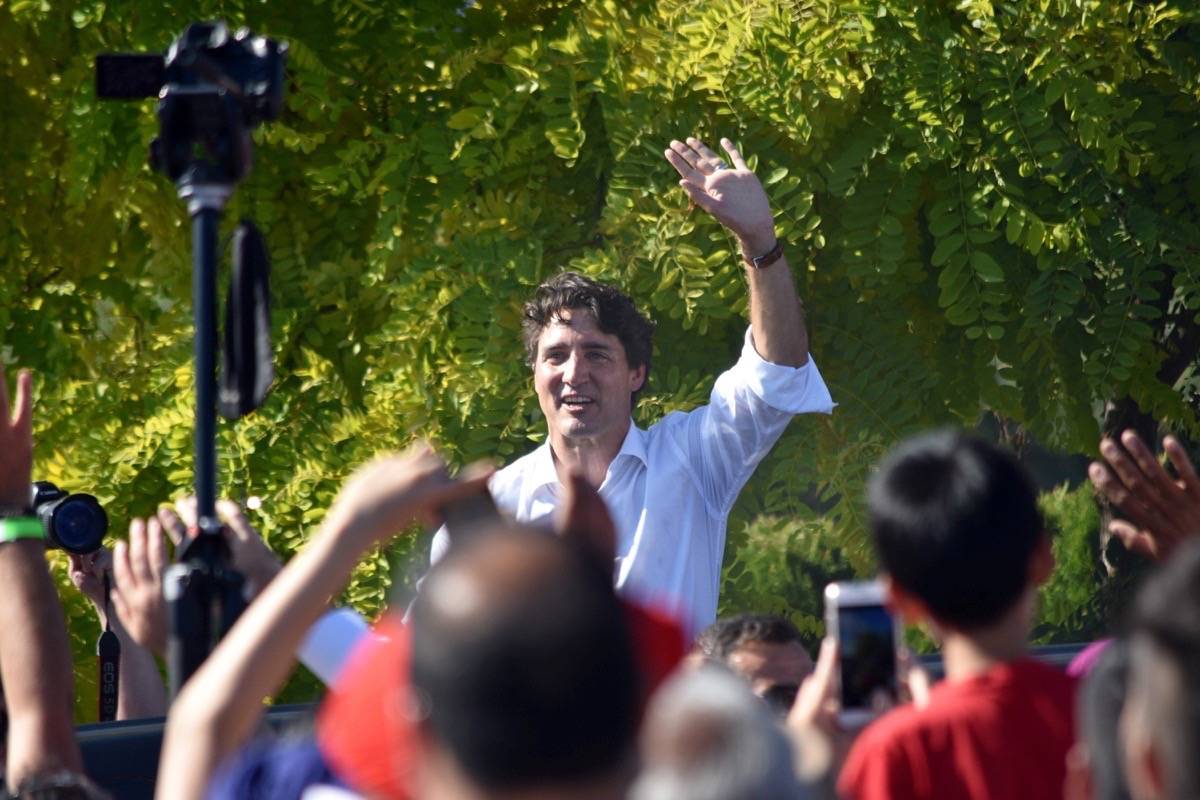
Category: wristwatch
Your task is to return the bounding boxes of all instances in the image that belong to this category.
[744,240,785,270]
[0,516,44,543]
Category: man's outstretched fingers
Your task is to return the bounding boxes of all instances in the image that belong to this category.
[1120,430,1175,500]
[665,143,704,183]
[720,137,749,170]
[1099,437,1148,497]
[11,370,32,434]
[1088,461,1129,507]
[1164,436,1200,492]
[216,499,255,543]
[147,517,167,578]
[686,137,723,166]
[156,506,190,549]
[1108,519,1158,560]
[135,517,159,585]
[677,180,720,215]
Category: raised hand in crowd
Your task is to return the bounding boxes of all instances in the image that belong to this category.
[103,496,282,661]
[665,136,777,256]
[664,136,809,367]
[67,548,167,719]
[0,366,85,791]
[109,518,170,658]
[158,444,491,800]
[787,638,844,794]
[1089,430,1200,561]
[159,496,282,598]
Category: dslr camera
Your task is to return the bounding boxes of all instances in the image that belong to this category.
[31,482,108,555]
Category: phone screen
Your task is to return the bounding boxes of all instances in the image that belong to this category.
[838,604,898,710]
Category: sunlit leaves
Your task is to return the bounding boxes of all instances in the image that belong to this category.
[3,0,1200,705]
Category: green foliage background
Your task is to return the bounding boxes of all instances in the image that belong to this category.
[3,0,1199,719]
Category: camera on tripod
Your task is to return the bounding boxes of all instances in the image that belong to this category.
[95,21,287,183]
[95,20,286,694]
[30,482,108,555]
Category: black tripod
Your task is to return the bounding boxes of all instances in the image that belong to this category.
[97,21,287,696]
[163,170,246,698]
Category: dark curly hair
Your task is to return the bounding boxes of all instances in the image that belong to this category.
[708,613,804,661]
[521,272,656,401]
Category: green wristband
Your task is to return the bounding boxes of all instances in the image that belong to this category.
[0,517,44,543]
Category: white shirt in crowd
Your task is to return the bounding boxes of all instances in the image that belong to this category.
[429,328,834,637]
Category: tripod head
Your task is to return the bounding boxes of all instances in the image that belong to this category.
[97,21,287,186]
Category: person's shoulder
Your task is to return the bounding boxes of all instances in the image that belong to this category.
[839,705,926,800]
[853,701,932,749]
[1009,658,1079,702]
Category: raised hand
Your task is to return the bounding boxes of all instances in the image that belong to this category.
[324,443,494,546]
[787,638,844,784]
[159,497,281,598]
[664,136,776,254]
[1089,430,1200,561]
[0,366,33,513]
[111,517,169,656]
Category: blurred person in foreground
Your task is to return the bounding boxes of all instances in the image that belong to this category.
[632,665,807,800]
[402,529,641,800]
[427,135,833,637]
[703,613,814,717]
[156,446,493,799]
[837,430,1074,800]
[1071,429,1200,800]
[158,448,680,799]
[1121,539,1200,800]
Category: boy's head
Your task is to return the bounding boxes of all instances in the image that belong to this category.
[867,430,1048,631]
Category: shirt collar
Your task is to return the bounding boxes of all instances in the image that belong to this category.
[528,420,649,492]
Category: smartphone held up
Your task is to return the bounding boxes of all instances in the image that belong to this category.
[824,580,900,727]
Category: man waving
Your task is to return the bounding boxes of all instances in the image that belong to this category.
[429,137,833,635]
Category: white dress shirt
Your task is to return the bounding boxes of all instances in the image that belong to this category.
[430,328,834,637]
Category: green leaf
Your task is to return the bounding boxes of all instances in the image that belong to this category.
[765,167,789,185]
[446,107,486,130]
[1005,211,1025,244]
[1025,216,1046,254]
[931,233,965,266]
[970,251,1004,283]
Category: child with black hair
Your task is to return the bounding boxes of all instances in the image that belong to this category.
[838,430,1076,800]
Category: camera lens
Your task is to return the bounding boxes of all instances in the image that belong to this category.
[47,495,108,555]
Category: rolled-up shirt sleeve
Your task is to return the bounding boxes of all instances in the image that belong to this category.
[671,328,834,514]
[728,327,835,415]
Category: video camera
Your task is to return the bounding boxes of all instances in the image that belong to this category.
[95,21,287,182]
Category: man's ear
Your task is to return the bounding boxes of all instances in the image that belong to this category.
[1028,533,1055,587]
[629,364,647,395]
[883,574,930,627]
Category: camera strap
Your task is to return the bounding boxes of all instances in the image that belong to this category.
[219,219,273,419]
[97,573,120,722]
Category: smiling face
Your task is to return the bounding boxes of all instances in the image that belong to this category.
[533,309,646,451]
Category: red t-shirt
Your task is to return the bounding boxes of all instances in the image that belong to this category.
[838,659,1077,800]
